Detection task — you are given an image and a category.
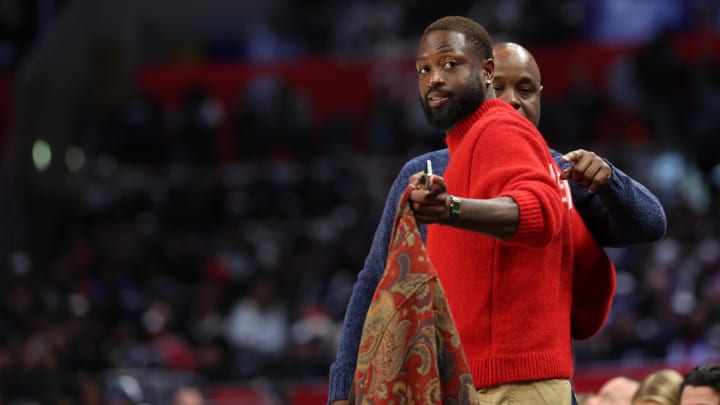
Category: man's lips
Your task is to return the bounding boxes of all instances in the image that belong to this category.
[426,91,450,108]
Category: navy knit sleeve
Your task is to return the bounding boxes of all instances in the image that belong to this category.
[551,149,667,247]
[327,150,449,403]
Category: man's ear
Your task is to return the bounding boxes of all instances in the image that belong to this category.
[483,58,494,82]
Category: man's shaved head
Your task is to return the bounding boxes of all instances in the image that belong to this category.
[492,42,543,127]
[494,43,542,84]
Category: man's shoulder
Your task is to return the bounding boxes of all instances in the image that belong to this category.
[401,149,449,172]
[476,100,534,128]
[479,101,544,139]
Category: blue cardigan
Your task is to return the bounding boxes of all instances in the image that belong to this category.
[327,148,667,403]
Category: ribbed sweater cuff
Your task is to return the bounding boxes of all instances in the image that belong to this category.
[327,362,355,403]
[505,191,547,245]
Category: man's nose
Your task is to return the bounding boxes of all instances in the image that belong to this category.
[503,91,521,109]
[427,71,445,88]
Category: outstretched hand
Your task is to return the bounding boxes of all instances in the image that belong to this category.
[561,149,612,193]
[408,171,449,224]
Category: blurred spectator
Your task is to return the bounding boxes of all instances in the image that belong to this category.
[587,376,640,405]
[193,337,231,383]
[366,84,407,154]
[577,392,597,405]
[288,304,335,378]
[107,375,146,405]
[233,75,312,159]
[141,299,196,370]
[224,273,288,378]
[680,365,720,405]
[631,368,683,405]
[185,280,227,344]
[172,386,205,405]
[555,65,604,145]
[633,30,690,143]
[329,0,404,56]
[173,86,224,165]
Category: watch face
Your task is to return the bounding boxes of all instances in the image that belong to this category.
[451,196,461,210]
[449,196,461,223]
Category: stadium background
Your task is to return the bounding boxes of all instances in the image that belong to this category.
[0,0,719,403]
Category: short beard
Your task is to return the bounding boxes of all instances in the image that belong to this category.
[420,76,485,130]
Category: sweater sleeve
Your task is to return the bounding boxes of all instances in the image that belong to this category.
[568,211,617,340]
[551,150,667,247]
[571,249,616,340]
[469,117,567,247]
[327,152,447,403]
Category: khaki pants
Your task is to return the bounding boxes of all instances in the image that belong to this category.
[477,379,572,405]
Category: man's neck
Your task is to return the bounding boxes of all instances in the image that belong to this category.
[484,85,496,101]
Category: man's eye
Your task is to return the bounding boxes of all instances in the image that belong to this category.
[443,61,457,69]
[493,85,504,92]
[418,67,429,74]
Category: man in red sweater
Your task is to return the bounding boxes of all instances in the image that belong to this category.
[409,16,584,404]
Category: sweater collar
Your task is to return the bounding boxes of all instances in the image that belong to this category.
[445,98,508,149]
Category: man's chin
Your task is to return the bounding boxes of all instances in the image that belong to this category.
[428,113,457,130]
[422,103,457,130]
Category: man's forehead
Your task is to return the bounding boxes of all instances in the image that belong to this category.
[418,31,470,57]
[494,72,538,82]
[495,59,541,82]
[682,385,720,404]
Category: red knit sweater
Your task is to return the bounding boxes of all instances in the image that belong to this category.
[426,99,578,388]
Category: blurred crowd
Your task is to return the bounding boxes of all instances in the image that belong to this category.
[144,0,718,63]
[0,0,720,404]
